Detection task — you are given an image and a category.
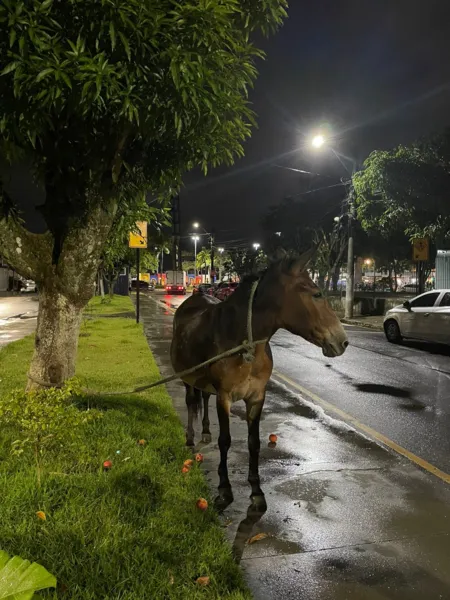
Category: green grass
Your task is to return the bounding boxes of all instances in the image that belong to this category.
[85,295,135,315]
[0,298,251,600]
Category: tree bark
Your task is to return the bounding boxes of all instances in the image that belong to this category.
[27,286,84,390]
[1,202,117,390]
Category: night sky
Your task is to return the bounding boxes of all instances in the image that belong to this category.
[182,0,450,249]
[5,1,450,247]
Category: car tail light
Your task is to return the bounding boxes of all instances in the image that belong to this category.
[178,286,183,290]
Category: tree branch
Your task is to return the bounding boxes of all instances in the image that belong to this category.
[0,217,52,280]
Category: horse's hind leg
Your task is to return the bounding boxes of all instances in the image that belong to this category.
[184,384,202,447]
[201,392,212,443]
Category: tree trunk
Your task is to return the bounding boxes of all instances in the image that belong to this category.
[99,276,105,298]
[388,265,394,292]
[27,286,84,391]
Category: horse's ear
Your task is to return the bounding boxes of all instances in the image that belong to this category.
[292,247,316,274]
[267,247,287,264]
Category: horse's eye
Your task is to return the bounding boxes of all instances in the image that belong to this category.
[313,291,322,299]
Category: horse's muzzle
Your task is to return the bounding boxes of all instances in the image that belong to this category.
[322,336,349,357]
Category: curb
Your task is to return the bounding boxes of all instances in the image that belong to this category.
[341,318,384,332]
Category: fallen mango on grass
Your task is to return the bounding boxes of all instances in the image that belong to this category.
[196,498,208,511]
[196,576,210,586]
[36,511,46,521]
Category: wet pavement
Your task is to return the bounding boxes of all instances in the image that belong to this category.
[0,295,38,347]
[139,293,450,600]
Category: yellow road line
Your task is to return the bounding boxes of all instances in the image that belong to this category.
[272,369,450,485]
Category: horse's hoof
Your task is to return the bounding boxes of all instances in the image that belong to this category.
[185,438,195,448]
[201,433,212,444]
[250,493,267,513]
[214,489,234,512]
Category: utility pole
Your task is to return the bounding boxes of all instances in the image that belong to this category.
[345,183,355,319]
[210,229,215,283]
[171,194,182,271]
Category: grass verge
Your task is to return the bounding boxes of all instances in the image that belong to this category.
[84,294,135,315]
[0,297,250,600]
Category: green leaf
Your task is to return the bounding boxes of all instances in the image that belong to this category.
[109,21,116,50]
[35,68,53,82]
[1,61,19,76]
[118,31,130,61]
[9,29,16,47]
[0,550,56,599]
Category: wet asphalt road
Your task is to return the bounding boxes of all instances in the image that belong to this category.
[271,327,450,474]
[144,293,450,600]
[0,295,38,347]
[160,292,450,476]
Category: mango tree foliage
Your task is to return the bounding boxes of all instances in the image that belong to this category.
[353,130,450,243]
[0,0,287,389]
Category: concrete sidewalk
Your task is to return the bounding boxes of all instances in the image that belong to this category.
[140,294,450,600]
[341,315,385,331]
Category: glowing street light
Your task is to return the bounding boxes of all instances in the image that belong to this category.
[193,222,199,229]
[218,247,225,254]
[253,243,261,251]
[311,134,325,149]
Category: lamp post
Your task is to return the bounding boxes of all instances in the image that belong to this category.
[192,235,199,280]
[253,243,261,251]
[310,133,356,318]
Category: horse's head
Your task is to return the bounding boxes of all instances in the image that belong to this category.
[270,250,348,357]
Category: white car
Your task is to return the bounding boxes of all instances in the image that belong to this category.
[21,280,37,293]
[384,289,450,345]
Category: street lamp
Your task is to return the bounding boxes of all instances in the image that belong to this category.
[253,243,261,251]
[192,235,200,279]
[311,134,325,149]
[193,222,199,229]
[218,247,225,254]
[309,132,356,319]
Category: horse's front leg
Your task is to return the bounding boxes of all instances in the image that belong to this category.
[216,392,233,510]
[245,392,266,510]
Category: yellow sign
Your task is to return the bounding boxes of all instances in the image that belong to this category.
[412,238,429,261]
[129,221,148,248]
[139,273,150,282]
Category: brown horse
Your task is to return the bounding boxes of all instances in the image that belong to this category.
[170,251,348,509]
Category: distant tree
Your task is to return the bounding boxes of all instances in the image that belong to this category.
[353,129,450,244]
[196,248,211,273]
[0,0,287,389]
[224,247,267,277]
[312,226,347,292]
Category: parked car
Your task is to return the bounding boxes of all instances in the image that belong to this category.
[20,280,37,293]
[214,281,239,301]
[192,283,213,295]
[130,279,149,291]
[384,289,450,345]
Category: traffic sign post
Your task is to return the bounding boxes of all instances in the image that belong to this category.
[129,222,148,324]
[412,238,429,262]
[129,221,148,249]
